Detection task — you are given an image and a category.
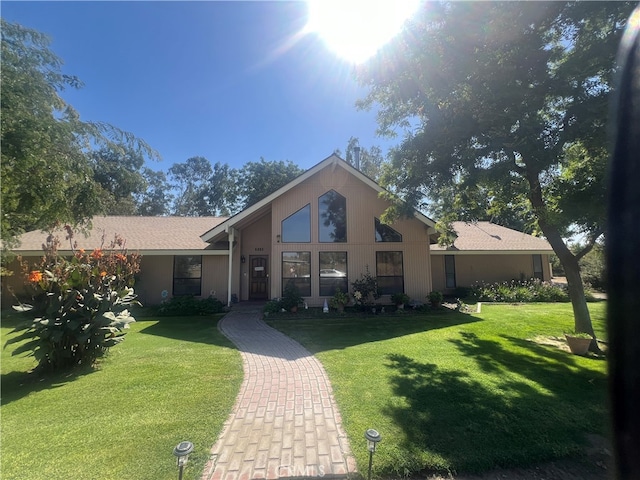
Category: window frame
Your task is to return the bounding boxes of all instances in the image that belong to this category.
[173,255,202,296]
[318,190,347,243]
[376,251,404,295]
[319,252,348,296]
[375,218,403,242]
[444,254,457,289]
[532,254,544,280]
[282,251,311,297]
[281,204,311,243]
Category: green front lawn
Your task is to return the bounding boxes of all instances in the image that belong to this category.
[1,313,243,480]
[267,303,608,476]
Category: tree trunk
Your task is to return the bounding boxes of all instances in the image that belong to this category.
[524,167,597,341]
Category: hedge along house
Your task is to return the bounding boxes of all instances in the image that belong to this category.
[3,155,553,307]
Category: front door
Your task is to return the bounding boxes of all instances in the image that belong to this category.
[249,256,268,300]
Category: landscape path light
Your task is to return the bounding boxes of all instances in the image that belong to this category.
[173,440,194,480]
[364,428,381,480]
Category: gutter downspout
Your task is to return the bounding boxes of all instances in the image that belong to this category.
[227,226,235,306]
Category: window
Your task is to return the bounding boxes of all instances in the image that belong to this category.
[173,255,202,296]
[319,190,347,242]
[319,252,348,296]
[282,251,311,296]
[375,218,402,242]
[282,204,311,242]
[376,251,404,295]
[533,254,543,280]
[445,255,456,288]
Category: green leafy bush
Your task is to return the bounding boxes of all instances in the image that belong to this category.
[281,281,304,311]
[351,266,380,308]
[391,292,410,306]
[10,230,141,372]
[470,279,569,303]
[263,299,282,314]
[156,295,225,316]
[329,289,350,310]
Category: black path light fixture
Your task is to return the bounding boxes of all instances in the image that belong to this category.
[364,428,381,480]
[173,441,194,480]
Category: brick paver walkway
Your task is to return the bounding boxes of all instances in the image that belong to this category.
[202,310,356,480]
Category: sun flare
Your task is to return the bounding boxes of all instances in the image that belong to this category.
[306,0,420,64]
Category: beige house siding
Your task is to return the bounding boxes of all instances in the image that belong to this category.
[266,165,433,306]
[431,253,552,293]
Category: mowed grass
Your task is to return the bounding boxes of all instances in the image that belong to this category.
[267,303,608,476]
[1,312,243,480]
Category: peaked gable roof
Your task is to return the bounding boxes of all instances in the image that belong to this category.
[200,154,437,243]
[12,216,227,255]
[430,221,553,254]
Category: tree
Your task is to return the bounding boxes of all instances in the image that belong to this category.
[357,1,634,338]
[237,158,303,209]
[203,161,240,216]
[90,148,147,215]
[0,20,157,244]
[168,157,238,216]
[344,137,385,181]
[168,156,215,216]
[136,168,173,216]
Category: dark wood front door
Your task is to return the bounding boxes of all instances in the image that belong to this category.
[249,256,268,300]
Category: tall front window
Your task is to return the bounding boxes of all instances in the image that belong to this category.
[319,190,347,242]
[376,251,404,295]
[282,251,311,296]
[173,255,202,296]
[445,255,456,288]
[282,204,311,242]
[533,254,543,280]
[319,252,348,296]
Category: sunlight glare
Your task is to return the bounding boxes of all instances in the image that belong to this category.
[306,0,420,64]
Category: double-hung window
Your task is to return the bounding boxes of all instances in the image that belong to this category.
[173,256,202,296]
[376,251,404,295]
[282,252,311,296]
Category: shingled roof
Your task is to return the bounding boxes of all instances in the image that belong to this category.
[12,216,227,254]
[430,221,553,253]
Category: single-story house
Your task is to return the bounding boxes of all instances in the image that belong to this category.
[2,154,553,307]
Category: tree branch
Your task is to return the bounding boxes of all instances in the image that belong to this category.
[574,228,604,261]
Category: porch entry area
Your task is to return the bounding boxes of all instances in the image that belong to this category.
[249,255,269,300]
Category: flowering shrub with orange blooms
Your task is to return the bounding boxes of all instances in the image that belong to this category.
[10,229,141,372]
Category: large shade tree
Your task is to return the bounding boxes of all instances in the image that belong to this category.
[1,20,157,244]
[357,1,634,338]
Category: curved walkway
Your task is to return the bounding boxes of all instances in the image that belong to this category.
[202,310,356,480]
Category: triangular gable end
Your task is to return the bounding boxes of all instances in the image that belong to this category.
[200,154,437,243]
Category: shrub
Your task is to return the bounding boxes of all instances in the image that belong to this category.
[428,290,443,305]
[10,230,141,372]
[157,295,225,316]
[352,266,380,308]
[263,299,282,314]
[329,289,350,310]
[281,281,303,311]
[470,279,569,303]
[391,292,410,306]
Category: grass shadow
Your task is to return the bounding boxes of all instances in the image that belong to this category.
[383,331,608,475]
[136,313,235,347]
[1,363,96,406]
[266,308,480,353]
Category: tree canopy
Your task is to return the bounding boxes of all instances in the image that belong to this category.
[357,1,634,336]
[1,19,158,244]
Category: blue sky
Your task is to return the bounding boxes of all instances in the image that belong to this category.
[3,1,400,172]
